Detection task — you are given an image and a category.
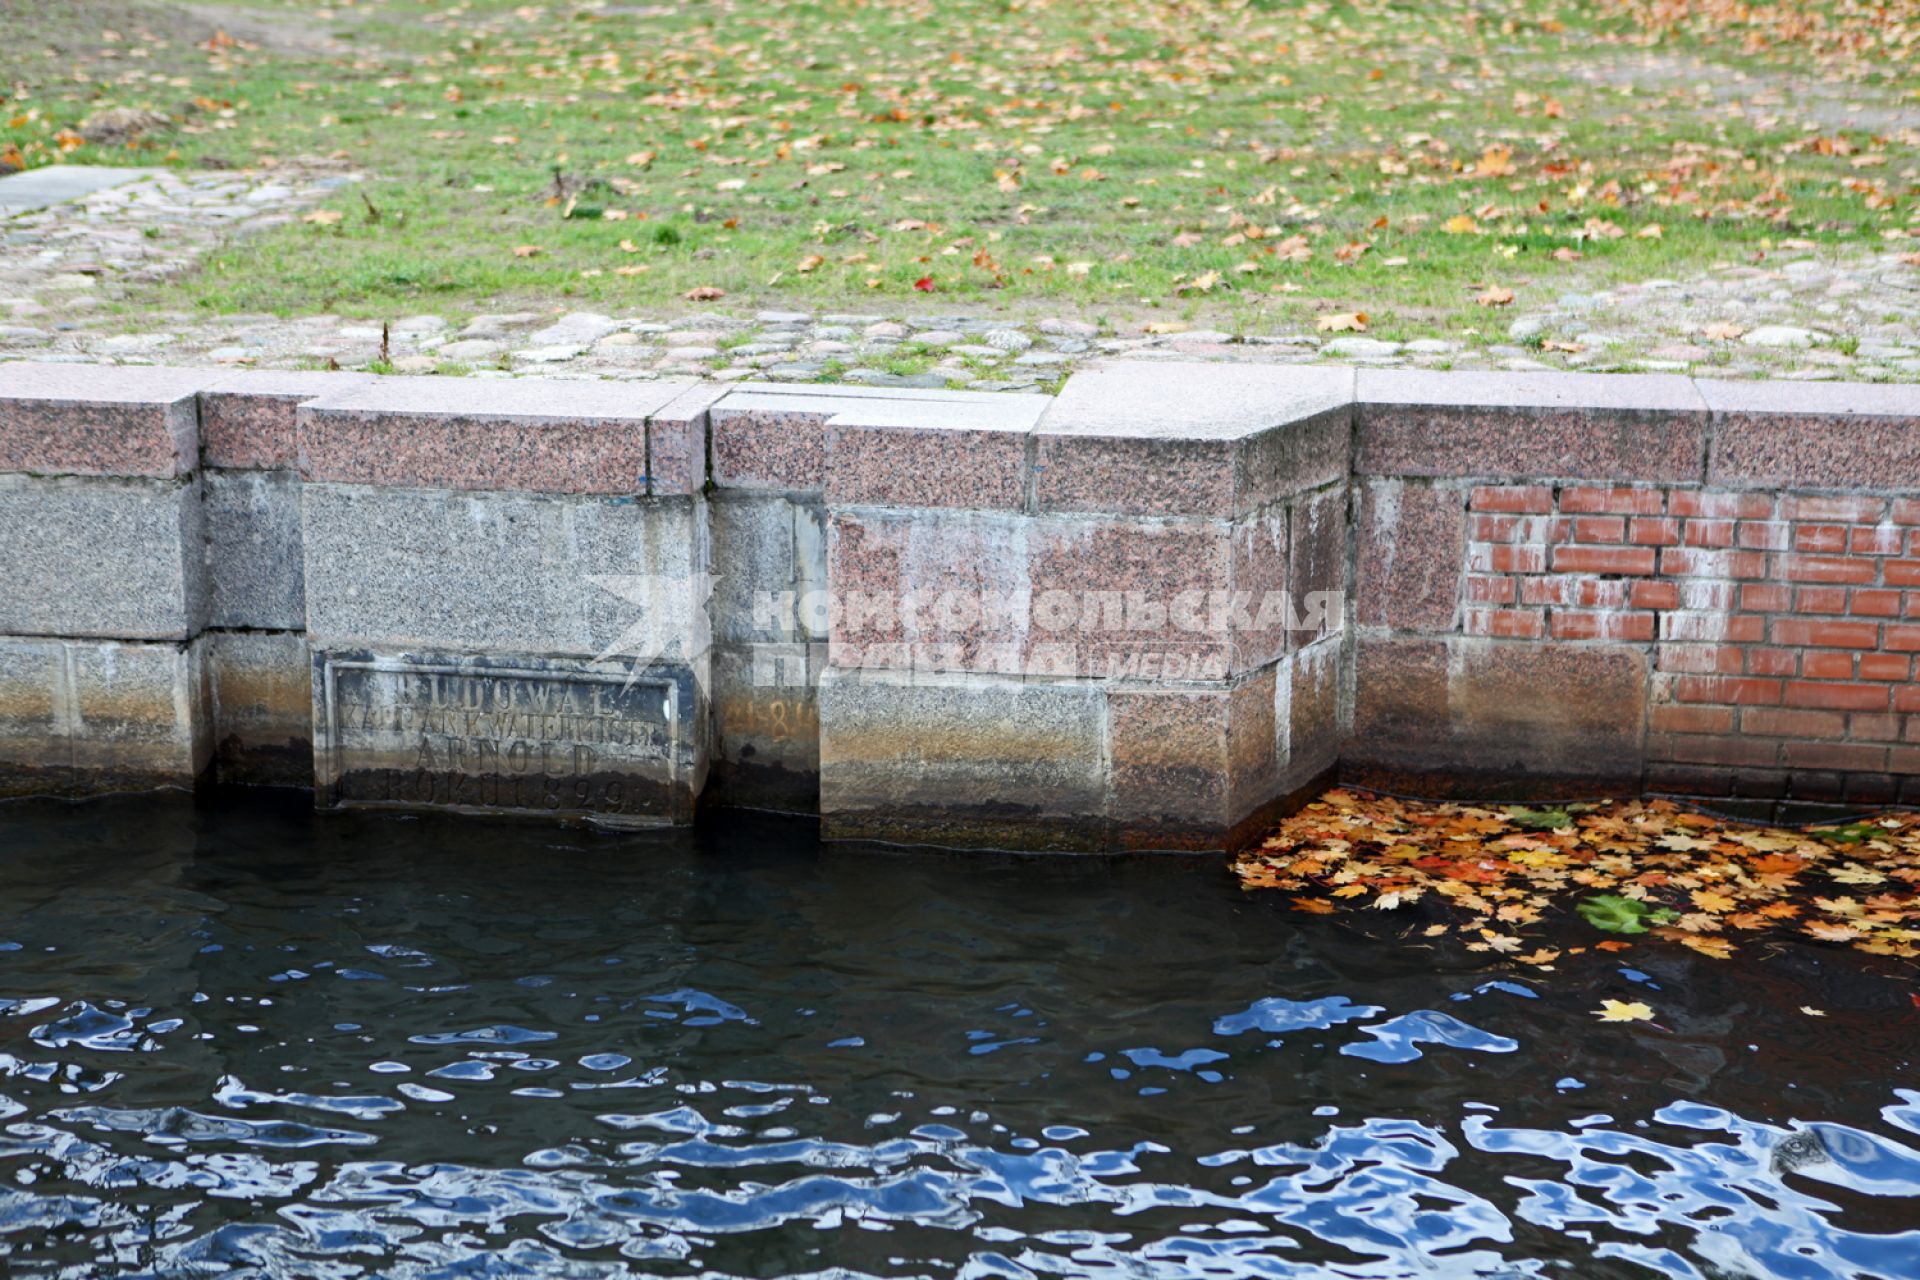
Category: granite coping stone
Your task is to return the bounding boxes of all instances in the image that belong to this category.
[297,374,699,494]
[824,395,1049,510]
[1355,368,1710,483]
[649,382,730,496]
[1035,363,1353,517]
[200,369,376,470]
[0,361,211,478]
[1698,378,1920,490]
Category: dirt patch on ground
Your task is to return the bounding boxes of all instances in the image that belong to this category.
[1544,50,1920,134]
[1,0,356,92]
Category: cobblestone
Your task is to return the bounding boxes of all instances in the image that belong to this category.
[2,167,1918,390]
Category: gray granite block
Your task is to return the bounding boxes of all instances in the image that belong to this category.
[0,474,206,640]
[207,629,312,787]
[205,469,304,630]
[303,484,706,659]
[0,634,210,795]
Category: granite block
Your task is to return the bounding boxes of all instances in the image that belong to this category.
[205,469,304,631]
[824,395,1047,510]
[711,492,805,645]
[708,392,834,492]
[1288,486,1348,650]
[313,647,704,825]
[1229,510,1290,673]
[1700,379,1920,490]
[1346,636,1648,797]
[648,381,728,496]
[1109,666,1281,851]
[1036,362,1353,517]
[200,369,375,470]
[1356,369,1708,482]
[818,667,1108,851]
[303,485,706,659]
[0,474,206,640]
[0,635,211,795]
[1278,633,1344,788]
[1354,480,1466,632]
[826,509,1034,674]
[207,629,311,786]
[0,361,207,479]
[708,641,824,812]
[298,375,698,494]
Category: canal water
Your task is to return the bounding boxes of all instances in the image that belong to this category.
[0,793,1915,1278]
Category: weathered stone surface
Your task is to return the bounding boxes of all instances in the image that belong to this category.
[204,470,304,631]
[824,394,1047,510]
[1109,666,1282,851]
[708,391,835,491]
[303,485,706,659]
[1035,362,1352,517]
[0,361,207,478]
[0,635,210,795]
[1346,637,1648,797]
[708,641,824,812]
[818,668,1108,850]
[1354,480,1466,632]
[1700,379,1920,490]
[1356,369,1708,482]
[0,474,206,640]
[0,165,158,215]
[200,369,374,470]
[298,375,697,494]
[710,493,829,646]
[1288,486,1348,651]
[648,381,728,496]
[313,648,701,824]
[1278,633,1344,790]
[207,629,311,786]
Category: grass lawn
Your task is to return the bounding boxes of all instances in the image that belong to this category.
[4,0,1916,340]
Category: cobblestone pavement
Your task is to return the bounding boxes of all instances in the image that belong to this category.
[4,167,1918,388]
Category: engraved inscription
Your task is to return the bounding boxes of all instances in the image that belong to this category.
[324,659,678,819]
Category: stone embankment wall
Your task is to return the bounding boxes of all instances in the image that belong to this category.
[1,360,1914,848]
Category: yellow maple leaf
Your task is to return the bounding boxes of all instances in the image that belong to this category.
[1594,1000,1655,1023]
[1443,214,1480,235]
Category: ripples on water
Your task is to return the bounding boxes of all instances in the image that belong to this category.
[0,793,1915,1279]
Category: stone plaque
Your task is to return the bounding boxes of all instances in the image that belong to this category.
[318,654,681,823]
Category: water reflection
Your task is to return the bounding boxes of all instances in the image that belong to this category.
[0,793,1913,1278]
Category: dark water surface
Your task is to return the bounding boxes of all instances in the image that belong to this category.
[0,793,1916,1279]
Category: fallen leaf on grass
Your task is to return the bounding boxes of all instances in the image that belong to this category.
[512,245,543,258]
[684,285,725,300]
[303,210,343,226]
[1477,286,1515,306]
[1315,312,1368,332]
[1702,322,1747,341]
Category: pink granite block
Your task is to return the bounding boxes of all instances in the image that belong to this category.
[824,395,1047,510]
[825,509,1035,673]
[1355,479,1466,632]
[1230,510,1289,672]
[297,375,698,494]
[1700,379,1920,490]
[1356,369,1708,482]
[199,370,375,470]
[709,393,834,492]
[1035,363,1352,517]
[648,381,728,496]
[0,362,209,478]
[1028,517,1234,679]
[1288,486,1349,650]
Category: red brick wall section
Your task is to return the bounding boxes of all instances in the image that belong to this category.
[1462,484,1920,805]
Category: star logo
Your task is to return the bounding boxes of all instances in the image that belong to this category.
[588,571,721,695]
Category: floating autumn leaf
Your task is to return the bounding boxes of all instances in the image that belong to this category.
[511,245,543,258]
[1594,1000,1655,1023]
[683,285,725,301]
[1477,285,1515,306]
[1315,312,1368,332]
[1702,322,1746,341]
[303,209,344,227]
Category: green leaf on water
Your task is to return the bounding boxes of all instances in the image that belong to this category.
[1810,823,1878,846]
[1577,894,1655,934]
